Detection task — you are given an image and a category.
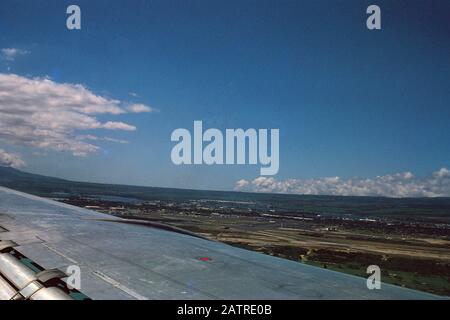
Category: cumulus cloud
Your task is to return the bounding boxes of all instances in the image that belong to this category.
[235,179,250,189]
[234,168,450,198]
[0,73,152,156]
[0,149,26,168]
[1,48,29,61]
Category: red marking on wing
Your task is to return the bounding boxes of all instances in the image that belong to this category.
[198,257,212,262]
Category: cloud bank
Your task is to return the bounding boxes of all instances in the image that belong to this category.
[0,73,152,156]
[235,168,450,197]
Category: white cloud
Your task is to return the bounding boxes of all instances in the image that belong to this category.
[235,179,250,189]
[78,135,129,144]
[0,73,152,156]
[434,167,450,178]
[0,149,26,168]
[127,103,155,113]
[102,121,136,131]
[235,168,450,198]
[1,48,29,61]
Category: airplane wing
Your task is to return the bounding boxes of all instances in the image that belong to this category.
[0,186,440,300]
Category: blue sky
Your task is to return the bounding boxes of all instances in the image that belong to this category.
[0,0,449,196]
